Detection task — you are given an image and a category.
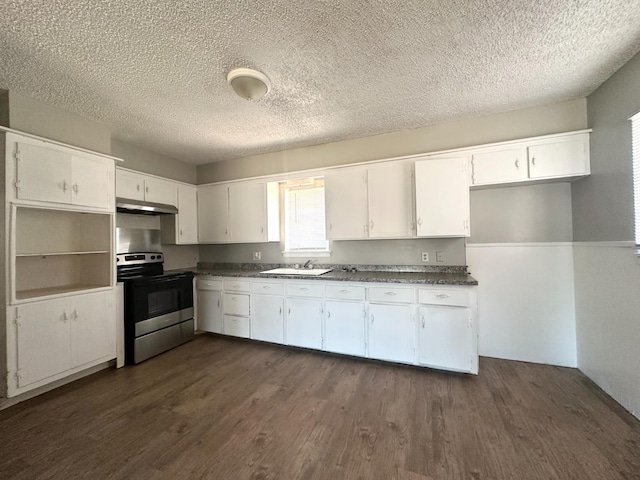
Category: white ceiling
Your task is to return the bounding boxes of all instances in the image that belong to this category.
[1,1,640,165]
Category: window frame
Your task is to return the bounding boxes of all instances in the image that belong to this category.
[632,111,640,251]
[279,177,331,258]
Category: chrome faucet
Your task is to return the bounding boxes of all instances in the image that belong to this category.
[303,259,313,269]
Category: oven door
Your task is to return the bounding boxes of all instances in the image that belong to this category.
[125,273,194,324]
[124,272,194,363]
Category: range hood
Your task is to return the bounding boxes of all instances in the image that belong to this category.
[116,198,178,215]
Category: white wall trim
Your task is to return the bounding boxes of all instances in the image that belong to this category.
[572,241,635,248]
[466,242,574,248]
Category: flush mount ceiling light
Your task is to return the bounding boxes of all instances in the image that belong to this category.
[226,68,271,101]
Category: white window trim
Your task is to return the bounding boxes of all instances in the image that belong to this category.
[631,111,640,254]
[282,249,332,258]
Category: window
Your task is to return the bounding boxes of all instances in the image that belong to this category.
[632,112,640,246]
[281,178,329,256]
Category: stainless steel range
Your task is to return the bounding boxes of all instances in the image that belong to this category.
[116,223,194,364]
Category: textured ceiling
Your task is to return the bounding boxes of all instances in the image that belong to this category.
[1,0,640,165]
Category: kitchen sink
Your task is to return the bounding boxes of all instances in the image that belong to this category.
[260,267,333,276]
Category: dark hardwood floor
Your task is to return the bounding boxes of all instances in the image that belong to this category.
[1,334,639,480]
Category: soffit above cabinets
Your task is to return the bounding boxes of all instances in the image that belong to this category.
[1,0,640,165]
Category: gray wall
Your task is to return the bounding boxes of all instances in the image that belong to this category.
[199,238,466,267]
[469,183,574,243]
[111,139,197,184]
[5,91,111,154]
[573,52,640,241]
[198,99,588,184]
[573,50,640,419]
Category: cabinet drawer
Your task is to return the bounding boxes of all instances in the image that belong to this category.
[286,283,324,298]
[368,286,415,304]
[223,315,250,338]
[251,281,284,295]
[325,285,366,301]
[223,293,250,316]
[223,278,250,292]
[418,288,470,307]
[196,278,222,291]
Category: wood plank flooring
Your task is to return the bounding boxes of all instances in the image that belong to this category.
[1,334,639,479]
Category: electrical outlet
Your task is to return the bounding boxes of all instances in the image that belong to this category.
[421,252,429,262]
[436,251,444,262]
[253,251,261,261]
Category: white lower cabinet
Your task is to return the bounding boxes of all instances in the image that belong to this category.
[7,290,116,397]
[201,276,478,374]
[251,295,284,343]
[324,301,366,357]
[367,303,415,364]
[223,315,250,338]
[418,305,477,374]
[196,278,223,334]
[285,297,323,349]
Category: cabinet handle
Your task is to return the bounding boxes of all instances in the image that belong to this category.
[146,186,149,193]
[384,291,397,296]
[288,308,291,315]
[371,314,375,324]
[327,310,331,318]
[62,311,68,322]
[328,223,332,230]
[136,184,140,191]
[370,219,374,230]
[515,159,519,168]
[339,289,350,294]
[261,226,264,234]
[531,156,536,166]
[62,180,68,193]
[363,224,368,233]
[73,309,78,320]
[417,217,422,227]
[300,287,309,291]
[217,299,220,308]
[263,286,270,290]
[436,293,450,298]
[279,306,282,315]
[73,183,79,194]
[421,315,426,328]
[180,229,183,236]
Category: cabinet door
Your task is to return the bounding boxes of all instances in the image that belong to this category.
[223,315,250,338]
[71,291,116,367]
[228,182,267,243]
[71,155,114,209]
[13,299,72,388]
[144,176,177,206]
[197,289,223,333]
[471,147,528,186]
[368,304,415,364]
[367,162,415,238]
[116,169,145,200]
[528,135,590,179]
[251,295,284,343]
[285,297,323,349]
[324,301,366,356]
[415,156,470,237]
[177,185,198,244]
[324,169,368,239]
[15,141,72,204]
[418,305,476,373]
[198,184,229,243]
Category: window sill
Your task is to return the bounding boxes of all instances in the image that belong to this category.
[282,250,331,258]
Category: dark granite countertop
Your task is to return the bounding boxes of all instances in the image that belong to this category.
[186,263,477,286]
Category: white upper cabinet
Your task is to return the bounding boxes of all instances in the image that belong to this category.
[471,146,528,186]
[470,131,590,187]
[415,156,470,237]
[115,169,177,206]
[367,162,415,238]
[324,169,369,240]
[161,184,198,245]
[144,176,177,206]
[229,182,269,243]
[115,169,144,200]
[10,135,114,211]
[198,184,230,243]
[528,134,590,179]
[198,181,278,244]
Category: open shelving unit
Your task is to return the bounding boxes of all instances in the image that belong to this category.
[12,206,114,302]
